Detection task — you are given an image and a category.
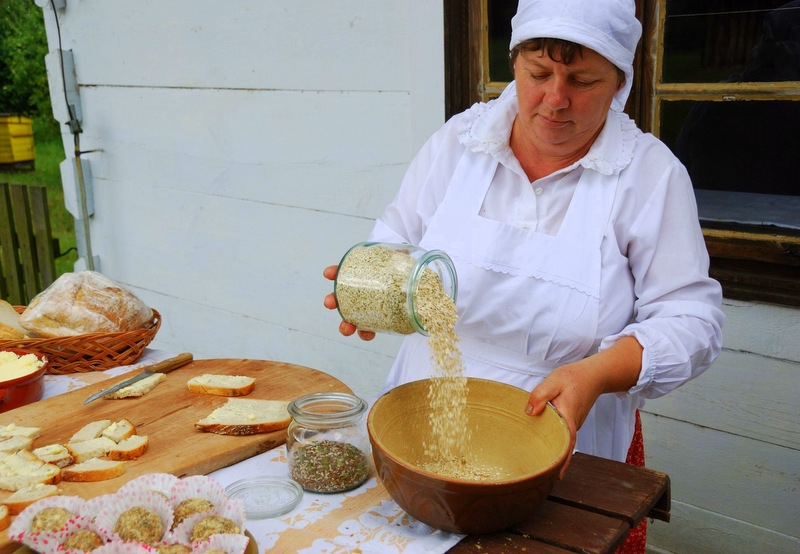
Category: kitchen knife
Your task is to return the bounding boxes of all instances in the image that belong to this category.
[83,352,194,404]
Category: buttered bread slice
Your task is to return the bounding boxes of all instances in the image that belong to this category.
[195,398,290,436]
[187,374,256,397]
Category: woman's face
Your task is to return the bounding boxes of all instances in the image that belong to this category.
[512,46,623,161]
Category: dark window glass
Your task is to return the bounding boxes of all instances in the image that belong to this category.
[488,2,516,82]
[663,0,797,84]
[665,99,800,197]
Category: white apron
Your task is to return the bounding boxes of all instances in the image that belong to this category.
[385,149,639,461]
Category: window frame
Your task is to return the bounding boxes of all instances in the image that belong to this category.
[443,0,800,307]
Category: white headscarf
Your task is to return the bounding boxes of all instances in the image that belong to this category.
[510,0,642,111]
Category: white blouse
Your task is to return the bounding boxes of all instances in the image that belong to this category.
[369,83,724,461]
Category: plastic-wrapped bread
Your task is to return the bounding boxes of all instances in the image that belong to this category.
[19,271,154,338]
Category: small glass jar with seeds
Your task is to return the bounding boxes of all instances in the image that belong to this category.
[334,242,457,335]
[286,392,370,493]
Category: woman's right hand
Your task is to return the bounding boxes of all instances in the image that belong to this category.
[323,265,376,341]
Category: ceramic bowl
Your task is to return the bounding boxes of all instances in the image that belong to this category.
[367,378,570,534]
[0,349,49,413]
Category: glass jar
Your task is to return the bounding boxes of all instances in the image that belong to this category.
[334,242,458,335]
[285,392,370,493]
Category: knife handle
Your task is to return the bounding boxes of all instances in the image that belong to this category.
[149,352,193,374]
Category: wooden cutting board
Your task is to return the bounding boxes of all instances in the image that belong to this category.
[0,358,353,552]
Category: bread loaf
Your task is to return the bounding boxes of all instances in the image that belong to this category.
[0,300,27,340]
[187,374,255,396]
[195,398,291,436]
[19,271,154,338]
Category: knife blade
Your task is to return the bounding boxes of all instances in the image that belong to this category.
[83,352,194,405]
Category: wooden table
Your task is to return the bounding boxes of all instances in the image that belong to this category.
[448,452,671,554]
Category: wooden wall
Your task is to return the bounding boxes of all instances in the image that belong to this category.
[40,0,440,398]
[644,300,799,553]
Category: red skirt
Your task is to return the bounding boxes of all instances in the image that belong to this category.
[615,410,647,554]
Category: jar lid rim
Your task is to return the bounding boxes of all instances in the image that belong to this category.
[288,392,367,423]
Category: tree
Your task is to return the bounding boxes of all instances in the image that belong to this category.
[0,0,57,138]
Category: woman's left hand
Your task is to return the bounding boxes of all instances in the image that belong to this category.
[525,336,644,478]
[525,362,604,478]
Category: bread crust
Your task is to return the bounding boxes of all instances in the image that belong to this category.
[108,435,149,460]
[193,420,290,436]
[2,483,60,514]
[61,459,126,482]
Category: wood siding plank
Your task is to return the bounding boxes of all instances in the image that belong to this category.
[642,414,799,538]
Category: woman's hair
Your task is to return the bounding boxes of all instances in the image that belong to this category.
[510,37,625,82]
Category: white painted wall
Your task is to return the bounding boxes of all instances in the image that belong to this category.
[40,0,436,398]
[645,300,800,553]
[39,1,798,553]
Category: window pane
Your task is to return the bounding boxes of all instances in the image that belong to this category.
[663,0,797,84]
[663,99,800,196]
[488,2,516,82]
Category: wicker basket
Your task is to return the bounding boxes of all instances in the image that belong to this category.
[1,307,161,375]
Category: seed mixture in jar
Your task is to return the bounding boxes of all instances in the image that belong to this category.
[289,439,369,493]
[337,243,489,480]
[335,245,418,334]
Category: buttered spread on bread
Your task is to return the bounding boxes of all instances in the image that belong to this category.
[195,398,291,436]
[187,374,255,397]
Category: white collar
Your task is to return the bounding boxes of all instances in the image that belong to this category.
[457,81,639,176]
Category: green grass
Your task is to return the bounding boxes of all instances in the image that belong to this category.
[0,125,78,277]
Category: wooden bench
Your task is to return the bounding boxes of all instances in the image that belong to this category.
[0,182,60,305]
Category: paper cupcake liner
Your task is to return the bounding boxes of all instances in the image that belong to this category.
[93,489,174,544]
[8,495,87,547]
[118,472,180,499]
[79,494,117,522]
[92,541,154,554]
[168,475,229,528]
[191,532,250,554]
[168,500,246,546]
[169,475,228,507]
[56,519,106,554]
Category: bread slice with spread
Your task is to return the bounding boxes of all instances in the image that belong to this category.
[187,374,255,397]
[195,398,290,436]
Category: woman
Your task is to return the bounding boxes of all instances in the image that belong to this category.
[325,1,724,549]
